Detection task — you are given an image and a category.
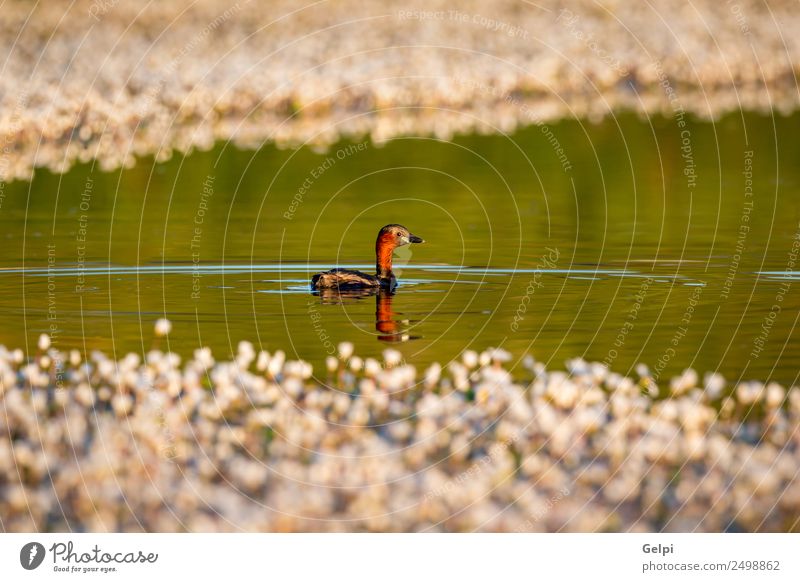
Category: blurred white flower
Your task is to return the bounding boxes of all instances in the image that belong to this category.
[154,318,172,337]
[326,356,338,372]
[37,334,51,351]
[383,349,402,367]
[338,342,354,360]
[349,356,363,372]
[462,350,478,369]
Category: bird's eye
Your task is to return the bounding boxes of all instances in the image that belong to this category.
[396,232,400,237]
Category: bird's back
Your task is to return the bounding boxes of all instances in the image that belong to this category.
[311,268,382,289]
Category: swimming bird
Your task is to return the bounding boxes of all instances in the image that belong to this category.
[311,224,424,290]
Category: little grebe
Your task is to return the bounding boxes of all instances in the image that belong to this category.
[311,224,424,290]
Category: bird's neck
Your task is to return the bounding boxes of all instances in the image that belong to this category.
[376,236,395,280]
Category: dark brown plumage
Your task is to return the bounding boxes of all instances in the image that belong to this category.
[312,268,382,289]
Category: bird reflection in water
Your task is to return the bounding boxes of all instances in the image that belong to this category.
[312,288,419,342]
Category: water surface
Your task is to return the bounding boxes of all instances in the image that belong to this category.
[2,111,800,384]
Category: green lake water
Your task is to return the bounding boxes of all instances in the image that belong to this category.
[2,111,800,385]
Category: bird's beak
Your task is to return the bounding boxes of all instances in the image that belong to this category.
[409,234,425,244]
